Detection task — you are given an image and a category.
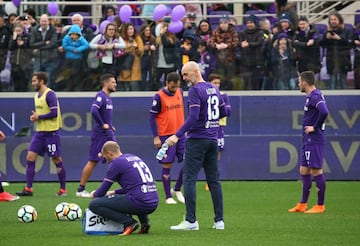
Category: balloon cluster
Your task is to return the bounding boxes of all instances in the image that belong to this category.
[153,4,185,34]
[5,1,59,16]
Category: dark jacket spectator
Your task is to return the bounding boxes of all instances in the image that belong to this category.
[319,12,353,89]
[9,23,33,91]
[292,16,321,74]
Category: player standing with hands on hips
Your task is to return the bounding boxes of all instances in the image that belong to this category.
[76,73,117,197]
[288,71,329,214]
[167,61,228,230]
[16,72,67,197]
[149,72,185,205]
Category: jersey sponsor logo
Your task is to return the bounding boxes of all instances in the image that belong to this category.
[106,104,113,110]
[205,120,220,128]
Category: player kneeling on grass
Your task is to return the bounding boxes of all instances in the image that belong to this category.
[89,141,159,235]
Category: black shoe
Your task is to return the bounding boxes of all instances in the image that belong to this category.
[16,188,33,196]
[138,223,151,234]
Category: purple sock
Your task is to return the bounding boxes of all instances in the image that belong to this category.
[300,174,312,203]
[55,162,66,190]
[162,168,171,199]
[174,167,183,191]
[314,174,326,205]
[26,161,36,188]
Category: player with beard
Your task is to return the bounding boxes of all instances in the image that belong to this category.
[76,73,117,197]
[288,71,329,214]
[16,72,67,197]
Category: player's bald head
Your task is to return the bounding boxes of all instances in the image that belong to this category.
[102,141,120,153]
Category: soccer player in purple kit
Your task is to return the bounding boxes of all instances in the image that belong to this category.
[149,72,185,205]
[167,61,228,230]
[76,73,117,197]
[16,72,67,197]
[89,141,159,235]
[288,71,329,214]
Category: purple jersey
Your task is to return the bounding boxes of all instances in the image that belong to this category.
[176,82,226,141]
[91,90,114,132]
[94,153,159,209]
[303,89,329,145]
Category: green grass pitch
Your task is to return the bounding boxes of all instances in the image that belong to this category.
[0,181,359,246]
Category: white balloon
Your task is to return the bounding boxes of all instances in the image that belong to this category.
[5,2,17,15]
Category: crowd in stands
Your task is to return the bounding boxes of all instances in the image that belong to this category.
[0,1,359,92]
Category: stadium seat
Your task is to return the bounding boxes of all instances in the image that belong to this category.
[208,10,232,26]
[236,24,246,32]
[315,23,327,37]
[355,9,360,26]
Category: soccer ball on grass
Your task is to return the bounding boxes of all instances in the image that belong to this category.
[63,203,82,221]
[54,202,69,221]
[18,205,37,223]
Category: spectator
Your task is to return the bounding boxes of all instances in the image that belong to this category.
[61,14,95,73]
[89,23,126,77]
[195,19,212,46]
[61,24,90,91]
[6,13,18,31]
[29,14,58,89]
[154,21,179,90]
[9,23,33,92]
[100,5,117,24]
[293,16,321,76]
[177,12,197,40]
[271,32,296,90]
[259,18,274,90]
[279,12,295,39]
[23,8,37,27]
[353,23,360,89]
[209,16,238,85]
[238,14,265,90]
[275,0,298,27]
[117,23,144,91]
[320,12,353,89]
[140,24,156,91]
[197,39,216,81]
[179,30,199,67]
[0,16,10,91]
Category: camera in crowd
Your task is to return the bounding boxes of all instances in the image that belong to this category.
[19,15,29,21]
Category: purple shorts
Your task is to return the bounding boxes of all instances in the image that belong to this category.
[301,144,325,169]
[217,126,225,152]
[89,129,116,162]
[159,135,185,164]
[28,131,62,157]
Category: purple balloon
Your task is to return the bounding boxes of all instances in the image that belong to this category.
[119,5,132,23]
[171,5,186,22]
[168,20,183,34]
[100,20,110,34]
[47,2,59,16]
[107,15,115,22]
[12,0,22,7]
[153,4,168,21]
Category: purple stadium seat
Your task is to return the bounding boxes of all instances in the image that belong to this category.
[236,24,246,32]
[355,9,360,26]
[208,10,232,26]
[315,23,327,36]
